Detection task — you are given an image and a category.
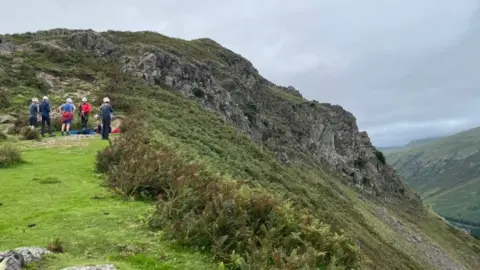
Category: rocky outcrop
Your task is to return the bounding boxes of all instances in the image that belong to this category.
[0,38,21,55]
[67,31,117,57]
[0,115,16,124]
[0,247,51,270]
[0,247,117,270]
[63,30,409,197]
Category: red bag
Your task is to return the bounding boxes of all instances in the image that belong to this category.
[62,112,73,122]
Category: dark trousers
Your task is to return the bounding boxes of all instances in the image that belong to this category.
[29,116,37,127]
[101,117,111,140]
[81,115,89,129]
[41,116,52,135]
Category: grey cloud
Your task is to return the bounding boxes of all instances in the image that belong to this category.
[1,0,480,146]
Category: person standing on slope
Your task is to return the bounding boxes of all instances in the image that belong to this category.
[78,97,92,130]
[99,97,114,140]
[58,98,76,136]
[28,98,39,129]
[39,96,54,137]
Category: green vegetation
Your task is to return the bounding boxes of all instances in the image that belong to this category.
[0,138,216,269]
[374,149,386,165]
[0,132,7,141]
[97,128,360,269]
[20,126,41,140]
[0,144,23,168]
[1,29,480,269]
[385,127,480,224]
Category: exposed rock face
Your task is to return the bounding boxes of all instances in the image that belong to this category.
[0,115,16,124]
[0,247,51,270]
[67,31,117,57]
[66,30,409,197]
[0,38,21,55]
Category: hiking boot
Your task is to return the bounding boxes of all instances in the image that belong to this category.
[41,134,45,137]
[66,132,70,136]
[49,134,55,137]
[61,132,64,136]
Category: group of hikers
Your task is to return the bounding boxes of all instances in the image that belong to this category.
[28,96,114,140]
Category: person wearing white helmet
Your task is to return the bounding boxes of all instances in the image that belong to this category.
[58,97,76,136]
[99,97,114,140]
[39,96,54,137]
[28,98,39,129]
[78,97,92,131]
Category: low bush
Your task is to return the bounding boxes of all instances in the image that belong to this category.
[47,238,65,253]
[0,132,7,141]
[0,89,9,107]
[118,113,146,133]
[20,126,40,140]
[96,131,361,269]
[0,144,23,168]
[374,149,386,165]
[7,116,28,135]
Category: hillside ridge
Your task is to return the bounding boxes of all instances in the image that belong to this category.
[88,29,409,199]
[0,29,412,199]
[1,28,480,269]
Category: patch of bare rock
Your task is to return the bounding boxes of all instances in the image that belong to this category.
[0,247,116,270]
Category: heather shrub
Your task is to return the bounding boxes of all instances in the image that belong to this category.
[0,144,23,168]
[20,126,40,140]
[96,130,361,269]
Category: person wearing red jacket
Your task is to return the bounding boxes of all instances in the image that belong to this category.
[78,97,92,130]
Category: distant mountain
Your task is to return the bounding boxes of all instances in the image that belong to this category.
[404,137,442,147]
[385,126,480,224]
[377,137,442,152]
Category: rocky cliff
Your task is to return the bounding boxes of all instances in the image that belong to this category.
[37,29,408,199]
[3,29,480,269]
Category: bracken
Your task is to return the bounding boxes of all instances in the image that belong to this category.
[96,129,361,269]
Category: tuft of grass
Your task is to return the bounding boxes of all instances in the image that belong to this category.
[20,126,41,140]
[0,144,23,168]
[47,238,66,253]
[37,177,62,185]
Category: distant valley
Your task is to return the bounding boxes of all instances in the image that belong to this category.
[384,127,480,225]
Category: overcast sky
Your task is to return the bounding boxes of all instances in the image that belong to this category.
[1,0,480,146]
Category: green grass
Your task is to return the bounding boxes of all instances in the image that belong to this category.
[385,126,480,223]
[1,28,480,269]
[0,137,216,269]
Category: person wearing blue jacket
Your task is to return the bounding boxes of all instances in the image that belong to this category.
[39,96,54,137]
[28,98,39,129]
[99,97,114,140]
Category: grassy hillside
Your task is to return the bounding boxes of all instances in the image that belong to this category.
[1,29,480,269]
[0,137,216,269]
[385,127,480,224]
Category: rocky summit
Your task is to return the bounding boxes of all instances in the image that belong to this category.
[72,29,407,198]
[1,29,480,269]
